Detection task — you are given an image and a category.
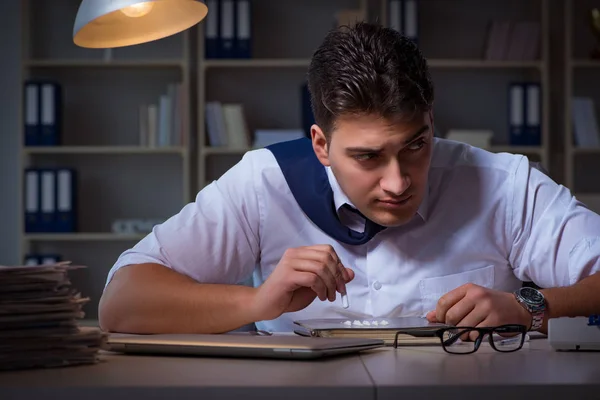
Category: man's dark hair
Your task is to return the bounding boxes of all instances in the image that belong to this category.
[307,22,434,137]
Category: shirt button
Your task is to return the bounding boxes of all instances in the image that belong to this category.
[373,281,382,290]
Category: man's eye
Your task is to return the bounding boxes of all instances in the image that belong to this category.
[354,153,377,161]
[407,139,426,151]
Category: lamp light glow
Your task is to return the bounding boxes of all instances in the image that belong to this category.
[120,2,154,18]
[73,0,209,48]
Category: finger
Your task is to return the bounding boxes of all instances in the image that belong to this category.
[304,244,347,282]
[344,267,355,283]
[321,246,350,288]
[305,246,350,298]
[443,298,477,326]
[336,262,348,295]
[449,303,486,342]
[318,246,348,293]
[341,266,350,282]
[291,258,338,302]
[425,310,438,322]
[306,245,348,285]
[435,284,470,324]
[470,317,501,343]
[297,248,346,297]
[291,249,338,289]
[293,271,328,302]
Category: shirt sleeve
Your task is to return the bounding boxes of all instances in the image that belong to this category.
[508,156,600,288]
[104,150,264,289]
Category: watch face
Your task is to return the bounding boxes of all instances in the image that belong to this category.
[520,287,544,304]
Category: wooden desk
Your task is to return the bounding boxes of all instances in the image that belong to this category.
[1,339,600,400]
[0,350,374,400]
[362,339,600,400]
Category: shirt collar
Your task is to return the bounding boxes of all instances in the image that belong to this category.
[326,166,356,215]
[416,183,429,222]
[325,166,429,222]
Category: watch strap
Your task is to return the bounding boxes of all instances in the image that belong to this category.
[514,288,546,331]
[530,311,544,331]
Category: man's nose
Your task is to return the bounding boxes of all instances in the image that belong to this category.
[379,161,410,196]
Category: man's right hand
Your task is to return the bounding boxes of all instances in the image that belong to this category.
[251,245,355,321]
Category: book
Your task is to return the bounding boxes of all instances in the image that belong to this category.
[293,317,449,346]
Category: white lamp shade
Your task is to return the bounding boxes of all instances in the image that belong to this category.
[73,0,208,48]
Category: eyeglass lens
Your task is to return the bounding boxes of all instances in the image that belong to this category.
[442,326,524,353]
[441,328,480,353]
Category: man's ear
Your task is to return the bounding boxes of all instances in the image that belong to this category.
[311,124,331,167]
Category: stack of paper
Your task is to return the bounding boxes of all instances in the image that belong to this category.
[294,317,449,346]
[0,262,107,371]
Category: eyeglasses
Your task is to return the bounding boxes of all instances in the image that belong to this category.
[393,324,527,354]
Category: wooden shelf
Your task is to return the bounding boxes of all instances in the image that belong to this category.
[24,233,147,242]
[23,146,186,155]
[202,147,252,155]
[489,146,544,155]
[24,59,186,68]
[203,58,311,69]
[571,59,600,68]
[427,59,543,69]
[570,147,600,155]
[202,58,543,70]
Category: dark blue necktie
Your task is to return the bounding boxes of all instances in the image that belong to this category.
[340,204,386,243]
[267,138,386,245]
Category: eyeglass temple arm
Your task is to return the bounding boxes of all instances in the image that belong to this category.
[393,328,451,348]
[402,329,439,337]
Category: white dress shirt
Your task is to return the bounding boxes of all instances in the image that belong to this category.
[106,138,600,332]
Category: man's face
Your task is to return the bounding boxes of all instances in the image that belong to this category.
[312,112,433,227]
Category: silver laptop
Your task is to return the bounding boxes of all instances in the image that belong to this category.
[105,332,384,359]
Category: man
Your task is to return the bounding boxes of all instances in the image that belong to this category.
[100,22,600,338]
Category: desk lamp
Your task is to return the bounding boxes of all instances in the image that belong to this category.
[73,0,208,48]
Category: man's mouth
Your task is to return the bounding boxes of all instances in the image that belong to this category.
[377,195,412,206]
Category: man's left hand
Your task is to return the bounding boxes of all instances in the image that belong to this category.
[425,283,532,341]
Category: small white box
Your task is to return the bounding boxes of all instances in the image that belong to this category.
[548,316,600,351]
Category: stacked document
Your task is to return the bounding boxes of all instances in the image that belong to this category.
[0,262,107,371]
[294,317,449,346]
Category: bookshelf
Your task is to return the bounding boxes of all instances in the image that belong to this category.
[564,0,600,213]
[22,146,186,155]
[426,59,544,69]
[197,0,551,193]
[18,0,193,319]
[24,233,147,242]
[197,0,370,187]
[14,0,557,322]
[24,59,187,68]
[380,0,550,168]
[203,58,311,68]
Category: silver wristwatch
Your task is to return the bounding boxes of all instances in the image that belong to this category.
[514,287,546,331]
